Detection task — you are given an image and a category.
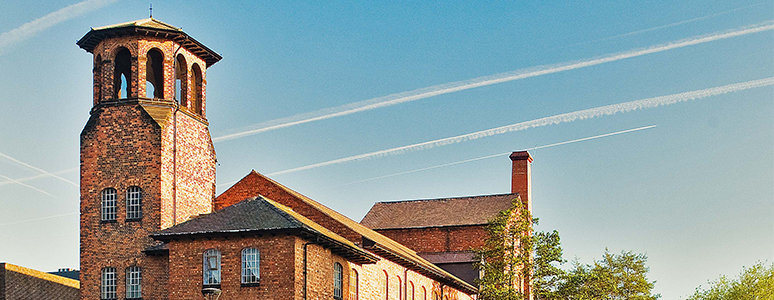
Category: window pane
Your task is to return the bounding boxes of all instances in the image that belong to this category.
[126,266,141,298]
[101,188,116,221]
[203,249,221,285]
[349,269,358,300]
[101,267,116,300]
[241,248,260,283]
[333,263,343,299]
[126,186,142,220]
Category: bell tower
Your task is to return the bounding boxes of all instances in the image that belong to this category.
[77,18,221,299]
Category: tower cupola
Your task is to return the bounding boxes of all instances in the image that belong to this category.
[77,18,221,119]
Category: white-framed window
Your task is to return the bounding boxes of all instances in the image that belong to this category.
[203,249,221,285]
[101,188,117,221]
[101,267,117,300]
[126,266,141,299]
[126,186,142,220]
[241,248,260,284]
[333,262,343,300]
[349,269,359,300]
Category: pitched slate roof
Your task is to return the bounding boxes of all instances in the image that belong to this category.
[77,18,222,67]
[213,171,478,294]
[152,196,378,264]
[361,193,518,229]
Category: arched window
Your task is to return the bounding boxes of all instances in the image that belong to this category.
[421,287,427,300]
[146,49,164,98]
[100,267,117,300]
[94,54,102,103]
[395,276,402,300]
[203,249,221,286]
[241,248,260,284]
[409,281,415,300]
[381,270,389,300]
[114,48,132,99]
[101,188,117,221]
[333,262,343,300]
[126,186,142,220]
[125,266,141,299]
[349,269,359,300]
[191,63,203,115]
[175,54,187,106]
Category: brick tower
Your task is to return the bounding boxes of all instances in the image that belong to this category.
[77,19,221,299]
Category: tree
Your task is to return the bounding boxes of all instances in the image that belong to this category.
[475,197,533,300]
[533,230,565,300]
[556,250,660,300]
[687,261,774,300]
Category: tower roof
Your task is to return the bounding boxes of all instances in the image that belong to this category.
[77,18,222,67]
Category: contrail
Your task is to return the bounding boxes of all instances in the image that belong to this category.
[341,125,656,185]
[0,0,118,54]
[0,167,78,187]
[213,21,774,142]
[267,77,774,176]
[0,152,78,186]
[0,212,78,227]
[560,2,768,49]
[0,173,55,198]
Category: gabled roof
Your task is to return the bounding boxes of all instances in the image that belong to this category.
[361,193,518,229]
[77,18,222,67]
[213,171,478,294]
[152,196,378,264]
[1,263,80,289]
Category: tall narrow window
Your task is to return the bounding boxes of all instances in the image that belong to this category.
[395,276,402,300]
[101,267,117,300]
[94,54,102,103]
[203,249,221,286]
[382,271,389,300]
[409,282,415,300]
[175,54,187,106]
[126,186,142,220]
[422,287,427,300]
[146,49,164,98]
[333,262,343,299]
[126,266,141,299]
[191,63,203,115]
[114,48,132,99]
[101,188,117,221]
[241,248,260,284]
[349,269,359,300]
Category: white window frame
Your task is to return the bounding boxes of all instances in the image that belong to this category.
[333,262,343,299]
[101,267,117,300]
[241,248,260,284]
[126,186,142,220]
[203,249,221,286]
[126,266,141,299]
[101,188,117,221]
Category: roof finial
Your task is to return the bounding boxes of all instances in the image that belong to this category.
[149,2,153,18]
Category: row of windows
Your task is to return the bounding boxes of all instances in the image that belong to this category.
[379,270,439,300]
[101,187,142,222]
[100,266,141,300]
[94,48,205,116]
[202,248,260,286]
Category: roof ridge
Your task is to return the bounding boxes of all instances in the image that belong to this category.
[377,192,518,204]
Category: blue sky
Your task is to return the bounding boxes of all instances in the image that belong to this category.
[0,0,772,298]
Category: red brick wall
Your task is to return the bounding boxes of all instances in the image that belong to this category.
[374,226,488,254]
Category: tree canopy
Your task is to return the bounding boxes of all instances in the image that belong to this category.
[687,261,774,300]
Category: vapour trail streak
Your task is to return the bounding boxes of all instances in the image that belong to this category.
[0,173,55,198]
[0,152,78,186]
[213,21,774,142]
[340,125,656,185]
[0,168,78,186]
[267,77,774,176]
[0,0,118,54]
[0,212,78,227]
[559,2,767,49]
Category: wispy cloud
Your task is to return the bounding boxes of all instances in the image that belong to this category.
[0,152,78,186]
[0,173,55,198]
[560,2,767,49]
[0,211,78,227]
[213,21,774,142]
[266,77,774,176]
[0,0,118,54]
[341,125,656,185]
[0,167,78,187]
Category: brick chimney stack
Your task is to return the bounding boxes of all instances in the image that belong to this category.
[510,151,533,211]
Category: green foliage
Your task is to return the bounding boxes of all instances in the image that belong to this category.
[686,262,774,300]
[556,250,660,300]
[533,230,565,300]
[475,197,533,300]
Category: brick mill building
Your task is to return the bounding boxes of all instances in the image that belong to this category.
[76,18,533,299]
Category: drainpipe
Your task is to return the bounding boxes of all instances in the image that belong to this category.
[171,39,184,226]
[303,241,317,300]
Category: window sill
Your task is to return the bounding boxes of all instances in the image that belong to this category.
[126,218,142,222]
[100,220,117,224]
[241,282,260,287]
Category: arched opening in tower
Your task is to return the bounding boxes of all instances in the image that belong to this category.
[175,54,187,106]
[146,48,164,99]
[113,48,132,99]
[192,63,203,115]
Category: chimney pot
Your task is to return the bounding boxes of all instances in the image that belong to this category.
[510,151,533,211]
